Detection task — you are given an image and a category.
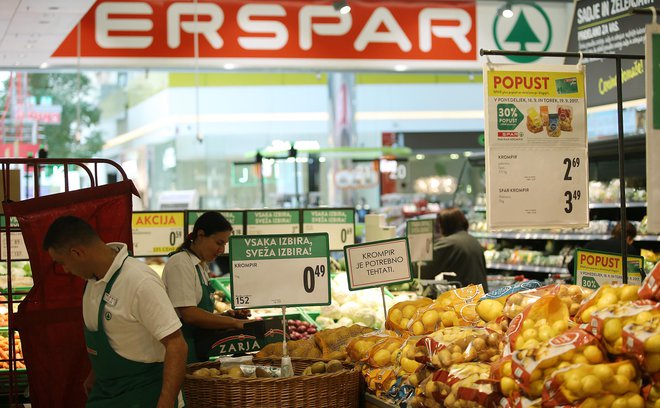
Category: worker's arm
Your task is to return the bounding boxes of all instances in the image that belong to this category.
[178,306,247,330]
[157,329,187,408]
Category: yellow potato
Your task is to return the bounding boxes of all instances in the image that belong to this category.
[645,334,660,353]
[421,309,439,328]
[646,352,660,373]
[402,305,417,319]
[603,319,622,342]
[476,299,503,322]
[583,345,604,364]
[372,349,391,366]
[627,394,645,408]
[389,308,403,324]
[500,376,517,396]
[400,357,421,373]
[581,375,602,395]
[619,284,639,301]
[412,321,426,335]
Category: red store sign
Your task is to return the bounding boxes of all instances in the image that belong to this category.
[52,0,477,69]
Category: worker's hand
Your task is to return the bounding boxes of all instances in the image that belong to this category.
[223,309,252,319]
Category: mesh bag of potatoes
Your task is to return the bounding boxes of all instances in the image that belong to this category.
[575,284,640,324]
[502,284,590,320]
[504,295,570,354]
[508,328,606,399]
[386,298,433,334]
[490,355,519,399]
[543,359,643,407]
[410,363,500,408]
[346,331,403,366]
[254,337,323,359]
[415,326,502,369]
[587,299,660,355]
[395,336,425,377]
[623,313,660,376]
[640,262,660,301]
[644,382,660,408]
[362,366,398,397]
[314,324,374,360]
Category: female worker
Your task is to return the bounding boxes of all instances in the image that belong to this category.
[162,211,248,363]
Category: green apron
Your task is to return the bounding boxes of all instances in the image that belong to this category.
[84,256,167,408]
[181,264,215,363]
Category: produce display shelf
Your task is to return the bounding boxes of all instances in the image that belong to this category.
[473,232,611,240]
[0,287,31,301]
[485,262,567,274]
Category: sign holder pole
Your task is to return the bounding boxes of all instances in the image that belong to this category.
[281,305,293,377]
[481,48,646,283]
[380,287,388,322]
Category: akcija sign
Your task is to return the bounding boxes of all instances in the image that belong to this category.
[52,0,477,69]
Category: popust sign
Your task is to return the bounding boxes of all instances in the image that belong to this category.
[229,233,330,309]
[575,249,644,289]
[484,64,589,229]
[246,210,300,235]
[406,219,434,262]
[302,208,355,251]
[344,237,412,290]
[131,211,185,256]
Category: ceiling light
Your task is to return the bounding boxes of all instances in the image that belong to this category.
[393,65,408,72]
[223,63,236,70]
[415,154,425,160]
[500,3,514,18]
[39,62,48,69]
[333,0,351,15]
[450,154,460,160]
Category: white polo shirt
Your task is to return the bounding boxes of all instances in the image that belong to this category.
[83,243,182,363]
[162,250,212,311]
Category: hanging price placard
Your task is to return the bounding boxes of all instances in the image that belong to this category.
[575,249,644,289]
[302,208,355,251]
[484,64,589,229]
[406,219,434,262]
[344,237,412,290]
[132,211,185,256]
[0,215,28,261]
[229,233,330,309]
[246,210,300,235]
[187,210,245,253]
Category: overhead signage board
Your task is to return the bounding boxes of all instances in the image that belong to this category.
[565,0,659,106]
[246,210,300,235]
[132,211,185,256]
[50,1,573,71]
[484,64,589,229]
[344,237,412,290]
[302,208,355,251]
[229,233,330,309]
[187,210,245,253]
[646,25,660,234]
[406,219,434,262]
[575,249,644,289]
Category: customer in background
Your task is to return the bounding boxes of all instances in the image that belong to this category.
[43,216,186,408]
[567,221,640,274]
[420,207,489,291]
[162,211,249,363]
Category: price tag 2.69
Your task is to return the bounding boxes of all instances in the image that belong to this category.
[229,233,330,309]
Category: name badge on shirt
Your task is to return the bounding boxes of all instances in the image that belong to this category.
[103,292,118,307]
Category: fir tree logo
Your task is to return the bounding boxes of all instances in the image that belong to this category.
[493,3,552,63]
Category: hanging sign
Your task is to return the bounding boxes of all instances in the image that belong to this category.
[187,210,245,252]
[344,237,412,290]
[302,208,355,251]
[484,64,589,229]
[406,219,434,262]
[0,216,28,261]
[229,233,330,309]
[574,249,644,289]
[131,211,185,256]
[646,25,660,234]
[246,210,300,235]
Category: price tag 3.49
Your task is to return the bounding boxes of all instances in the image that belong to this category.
[229,233,330,309]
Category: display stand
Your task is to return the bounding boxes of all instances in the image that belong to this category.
[480,49,645,283]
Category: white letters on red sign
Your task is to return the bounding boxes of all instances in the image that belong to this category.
[237,4,288,50]
[419,9,472,53]
[167,3,223,49]
[96,2,153,49]
[354,7,412,52]
[299,5,352,51]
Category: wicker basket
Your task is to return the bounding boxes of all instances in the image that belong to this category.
[184,358,361,408]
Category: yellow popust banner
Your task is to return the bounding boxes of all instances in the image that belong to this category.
[487,71,585,98]
[575,249,643,289]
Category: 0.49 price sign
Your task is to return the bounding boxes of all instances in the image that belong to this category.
[229,233,330,309]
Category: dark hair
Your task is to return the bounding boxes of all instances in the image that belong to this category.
[611,221,637,240]
[436,207,469,236]
[178,211,232,251]
[43,216,100,251]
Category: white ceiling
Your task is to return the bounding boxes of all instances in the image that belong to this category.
[0,0,94,69]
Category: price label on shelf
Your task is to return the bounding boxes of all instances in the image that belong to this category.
[229,233,330,309]
[344,237,412,290]
[406,219,434,262]
[245,210,300,235]
[484,64,589,229]
[187,210,244,253]
[575,249,643,289]
[132,212,185,256]
[0,231,29,261]
[302,208,354,251]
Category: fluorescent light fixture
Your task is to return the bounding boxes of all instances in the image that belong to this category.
[415,154,426,160]
[393,65,408,72]
[39,62,48,69]
[294,140,321,150]
[223,63,236,70]
[463,151,473,157]
[501,3,514,18]
[450,153,460,160]
[319,157,327,163]
[333,0,351,14]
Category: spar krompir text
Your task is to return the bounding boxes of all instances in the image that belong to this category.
[356,249,405,276]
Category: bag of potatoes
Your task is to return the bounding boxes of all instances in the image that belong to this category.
[639,262,660,301]
[574,284,640,324]
[346,330,401,365]
[504,295,570,354]
[622,313,660,376]
[415,326,502,369]
[386,298,433,334]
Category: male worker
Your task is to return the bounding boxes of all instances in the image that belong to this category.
[43,215,187,407]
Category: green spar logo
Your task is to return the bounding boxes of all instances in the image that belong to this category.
[493,3,552,63]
